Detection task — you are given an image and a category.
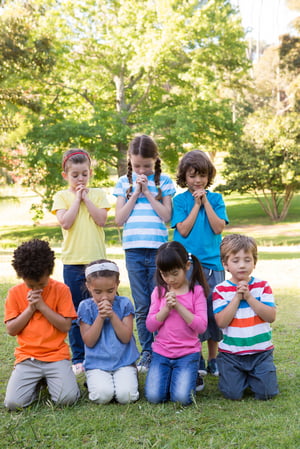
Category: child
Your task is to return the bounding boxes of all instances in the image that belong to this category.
[145,241,208,405]
[77,259,140,404]
[213,234,279,400]
[52,148,110,375]
[4,239,80,411]
[171,150,229,387]
[113,135,176,372]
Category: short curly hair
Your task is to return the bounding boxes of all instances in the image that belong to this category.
[12,239,55,281]
[176,150,216,188]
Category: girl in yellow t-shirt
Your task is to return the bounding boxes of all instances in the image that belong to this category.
[52,149,110,375]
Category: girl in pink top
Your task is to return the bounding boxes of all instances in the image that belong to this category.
[145,241,208,405]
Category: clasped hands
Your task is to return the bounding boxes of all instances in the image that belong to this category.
[165,291,177,309]
[97,299,113,319]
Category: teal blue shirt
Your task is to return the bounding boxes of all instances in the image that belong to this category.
[171,190,229,271]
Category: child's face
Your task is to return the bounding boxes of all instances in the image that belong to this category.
[23,274,50,290]
[223,249,255,284]
[86,276,119,305]
[130,154,155,176]
[185,168,208,192]
[159,264,189,291]
[62,162,91,191]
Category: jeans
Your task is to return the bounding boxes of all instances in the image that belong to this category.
[63,264,90,364]
[125,248,157,353]
[145,352,200,405]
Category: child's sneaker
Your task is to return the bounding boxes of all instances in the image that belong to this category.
[196,374,205,392]
[137,351,152,373]
[207,358,219,376]
[72,362,85,376]
[198,354,207,376]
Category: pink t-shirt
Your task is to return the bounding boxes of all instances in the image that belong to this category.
[146,285,207,358]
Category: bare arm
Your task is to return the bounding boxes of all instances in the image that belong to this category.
[244,290,276,323]
[80,314,105,348]
[5,305,36,336]
[115,191,140,226]
[176,201,201,237]
[6,291,72,335]
[81,190,108,227]
[215,292,241,329]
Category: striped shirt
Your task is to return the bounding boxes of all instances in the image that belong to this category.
[213,277,275,355]
[113,172,176,249]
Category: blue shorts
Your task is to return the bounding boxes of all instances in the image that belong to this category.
[199,268,224,342]
[217,349,279,400]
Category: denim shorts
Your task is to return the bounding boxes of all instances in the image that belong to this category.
[199,268,224,342]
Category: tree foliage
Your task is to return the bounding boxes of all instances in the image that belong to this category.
[219,110,300,221]
[1,0,250,216]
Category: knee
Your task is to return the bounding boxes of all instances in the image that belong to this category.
[171,390,193,406]
[220,387,243,401]
[55,387,80,406]
[89,388,114,404]
[116,389,139,404]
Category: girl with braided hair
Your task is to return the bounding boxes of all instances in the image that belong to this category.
[113,135,176,372]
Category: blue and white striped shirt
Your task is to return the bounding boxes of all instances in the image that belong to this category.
[113,172,176,249]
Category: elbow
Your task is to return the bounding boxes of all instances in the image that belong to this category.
[115,217,124,227]
[61,222,72,230]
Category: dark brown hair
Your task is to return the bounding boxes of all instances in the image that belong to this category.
[155,241,209,298]
[126,135,162,200]
[176,150,216,188]
[12,239,55,281]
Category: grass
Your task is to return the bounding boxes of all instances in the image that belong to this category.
[0,188,299,448]
[0,193,300,248]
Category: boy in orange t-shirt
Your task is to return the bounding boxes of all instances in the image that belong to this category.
[4,239,80,410]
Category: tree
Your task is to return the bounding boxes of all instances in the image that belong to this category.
[1,0,250,214]
[218,110,300,221]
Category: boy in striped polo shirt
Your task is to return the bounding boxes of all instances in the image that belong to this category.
[213,234,279,400]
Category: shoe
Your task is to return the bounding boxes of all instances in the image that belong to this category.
[196,374,205,392]
[72,362,85,376]
[198,354,207,376]
[137,351,152,373]
[207,358,219,376]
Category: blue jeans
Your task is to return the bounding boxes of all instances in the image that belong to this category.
[63,264,90,364]
[125,248,157,353]
[145,352,200,405]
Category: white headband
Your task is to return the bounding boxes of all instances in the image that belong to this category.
[85,262,119,278]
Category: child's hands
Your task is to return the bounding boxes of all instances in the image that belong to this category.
[165,291,177,309]
[98,300,113,319]
[27,289,44,311]
[236,281,250,300]
[75,184,89,200]
[136,174,149,193]
[192,189,207,206]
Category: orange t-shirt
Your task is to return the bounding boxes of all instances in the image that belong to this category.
[5,278,77,365]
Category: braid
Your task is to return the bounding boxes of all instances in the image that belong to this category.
[154,157,162,200]
[126,159,133,199]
